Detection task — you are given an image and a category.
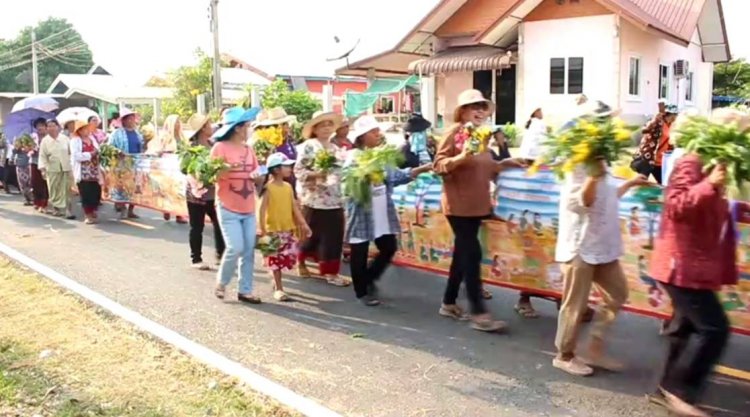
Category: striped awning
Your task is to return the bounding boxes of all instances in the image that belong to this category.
[409,47,514,75]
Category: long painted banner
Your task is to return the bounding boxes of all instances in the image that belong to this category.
[103,154,750,334]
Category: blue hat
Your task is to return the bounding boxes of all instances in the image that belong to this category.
[266,152,296,169]
[212,107,261,141]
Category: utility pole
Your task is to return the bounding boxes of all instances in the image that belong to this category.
[31,28,39,94]
[209,0,222,111]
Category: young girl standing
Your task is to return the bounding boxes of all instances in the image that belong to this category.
[259,152,311,302]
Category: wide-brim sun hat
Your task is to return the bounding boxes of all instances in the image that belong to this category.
[302,111,344,139]
[453,89,495,123]
[266,152,296,169]
[348,115,386,141]
[255,107,297,127]
[118,107,138,121]
[404,113,432,133]
[213,107,261,140]
[187,114,211,139]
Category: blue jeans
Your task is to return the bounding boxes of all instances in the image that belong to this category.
[217,204,256,295]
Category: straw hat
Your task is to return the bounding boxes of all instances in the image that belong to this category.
[187,113,211,139]
[302,111,344,139]
[73,120,88,134]
[453,89,495,123]
[255,107,297,127]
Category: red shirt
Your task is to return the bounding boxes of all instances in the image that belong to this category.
[649,154,738,290]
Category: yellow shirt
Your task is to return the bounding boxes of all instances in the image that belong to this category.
[264,181,296,232]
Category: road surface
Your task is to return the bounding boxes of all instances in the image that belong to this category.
[0,193,748,417]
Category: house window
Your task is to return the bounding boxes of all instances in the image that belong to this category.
[568,57,584,94]
[658,64,670,100]
[378,96,394,114]
[628,57,641,97]
[550,58,565,94]
[685,72,694,102]
[550,57,584,94]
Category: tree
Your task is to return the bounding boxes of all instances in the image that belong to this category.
[261,78,322,123]
[713,59,750,98]
[0,18,93,92]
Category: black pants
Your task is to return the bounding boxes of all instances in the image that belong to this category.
[349,234,398,298]
[3,160,18,191]
[651,166,663,184]
[659,283,730,404]
[444,216,486,315]
[187,201,225,264]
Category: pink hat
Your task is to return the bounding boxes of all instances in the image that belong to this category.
[119,107,138,121]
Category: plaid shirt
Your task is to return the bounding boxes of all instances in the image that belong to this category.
[344,162,413,242]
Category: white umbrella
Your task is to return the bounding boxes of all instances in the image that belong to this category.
[11,95,59,113]
[56,107,99,127]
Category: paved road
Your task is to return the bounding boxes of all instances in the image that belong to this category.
[1,193,748,417]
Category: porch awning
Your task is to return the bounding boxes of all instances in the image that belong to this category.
[409,46,513,75]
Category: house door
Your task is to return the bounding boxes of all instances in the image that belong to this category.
[473,70,493,101]
[495,65,516,125]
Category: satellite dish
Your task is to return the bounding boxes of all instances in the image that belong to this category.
[326,36,360,67]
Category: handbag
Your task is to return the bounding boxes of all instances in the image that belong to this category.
[629,156,652,175]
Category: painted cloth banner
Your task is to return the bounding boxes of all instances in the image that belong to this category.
[392,170,750,335]
[103,154,188,215]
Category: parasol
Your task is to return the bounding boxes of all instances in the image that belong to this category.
[11,95,59,113]
[3,108,54,143]
[57,107,99,127]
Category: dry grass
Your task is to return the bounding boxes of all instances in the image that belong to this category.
[0,258,300,417]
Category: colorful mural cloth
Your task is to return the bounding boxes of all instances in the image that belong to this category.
[392,170,750,335]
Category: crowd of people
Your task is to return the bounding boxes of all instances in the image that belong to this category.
[0,89,739,417]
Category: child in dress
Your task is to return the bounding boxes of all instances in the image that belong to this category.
[258,153,311,301]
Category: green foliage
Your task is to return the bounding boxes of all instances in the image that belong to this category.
[0,17,94,92]
[177,142,229,185]
[675,113,750,199]
[502,123,521,147]
[713,59,750,99]
[151,50,214,120]
[261,79,322,123]
[343,145,404,207]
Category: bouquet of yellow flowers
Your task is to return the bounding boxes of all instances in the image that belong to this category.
[530,115,634,179]
[14,134,35,150]
[253,126,284,161]
[454,123,493,154]
[342,145,404,207]
[311,149,339,172]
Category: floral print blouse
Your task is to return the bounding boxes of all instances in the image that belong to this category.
[293,138,343,210]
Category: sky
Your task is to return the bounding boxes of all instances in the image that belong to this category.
[0,0,748,84]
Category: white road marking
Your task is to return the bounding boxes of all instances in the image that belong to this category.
[0,242,343,417]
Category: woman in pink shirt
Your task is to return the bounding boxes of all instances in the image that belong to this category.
[211,107,263,304]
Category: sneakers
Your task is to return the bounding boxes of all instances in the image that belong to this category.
[326,275,351,287]
[359,295,381,307]
[552,357,594,376]
[578,353,625,372]
[191,262,211,271]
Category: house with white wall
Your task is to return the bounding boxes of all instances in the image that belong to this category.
[337,0,730,127]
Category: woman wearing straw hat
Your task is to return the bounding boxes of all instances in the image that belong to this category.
[433,89,526,332]
[294,111,349,287]
[211,106,264,303]
[109,108,144,219]
[345,116,431,306]
[184,113,225,270]
[70,119,103,224]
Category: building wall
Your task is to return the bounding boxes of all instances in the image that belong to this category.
[525,0,609,22]
[519,15,618,126]
[436,71,473,123]
[619,20,713,123]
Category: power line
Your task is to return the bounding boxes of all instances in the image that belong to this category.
[0,27,75,62]
[0,39,89,68]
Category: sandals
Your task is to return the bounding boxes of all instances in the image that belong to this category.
[482,288,493,299]
[325,275,350,287]
[470,316,507,333]
[439,304,469,321]
[297,264,313,278]
[514,303,540,319]
[238,293,262,304]
[273,290,291,302]
[214,286,225,300]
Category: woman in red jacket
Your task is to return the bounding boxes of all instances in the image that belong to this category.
[648,153,737,417]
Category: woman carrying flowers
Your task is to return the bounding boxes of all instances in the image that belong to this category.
[294,111,349,287]
[12,134,34,206]
[343,116,431,306]
[253,107,297,189]
[258,152,311,302]
[433,89,526,332]
[70,120,103,224]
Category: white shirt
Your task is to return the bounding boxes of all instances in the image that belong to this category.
[518,118,547,160]
[349,185,392,244]
[555,166,623,265]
